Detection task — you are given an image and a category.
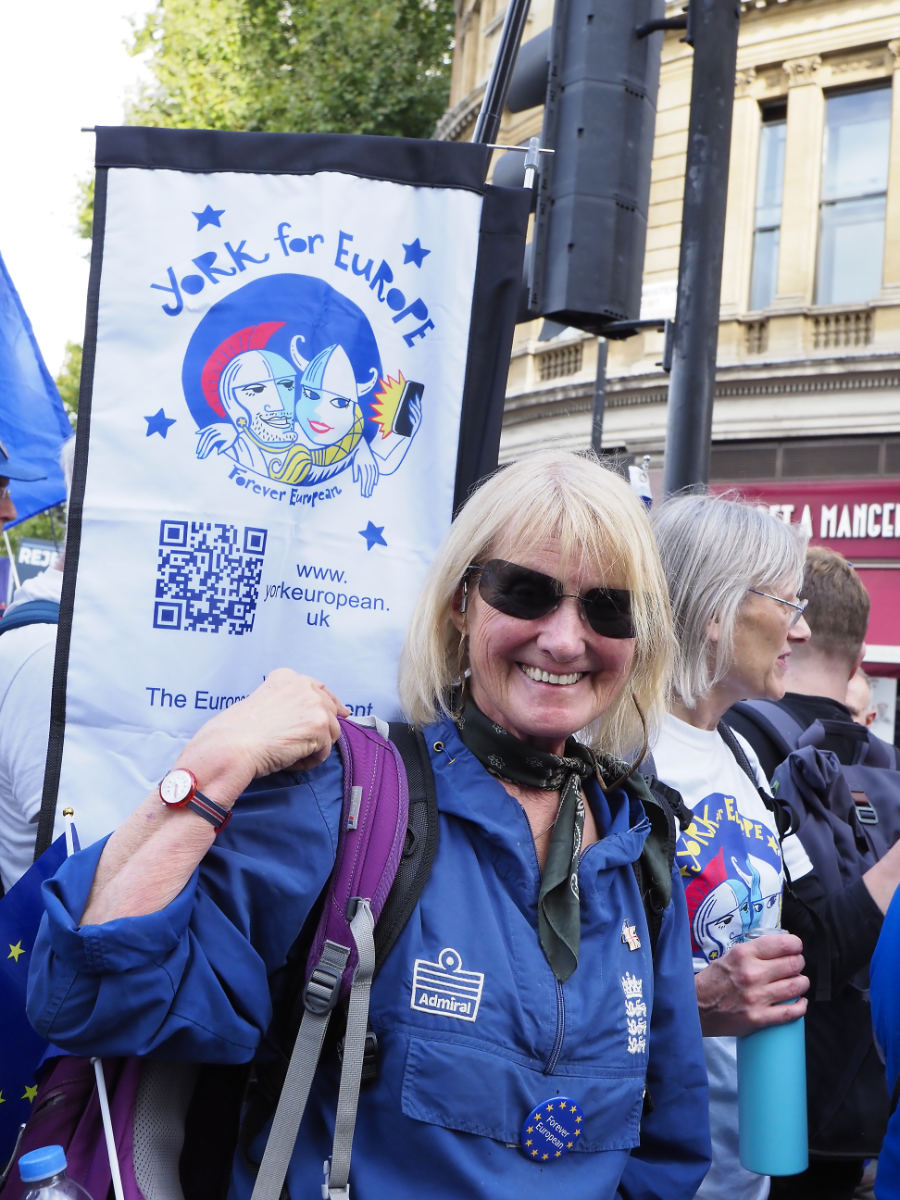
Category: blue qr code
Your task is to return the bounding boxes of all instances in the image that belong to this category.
[154,520,267,634]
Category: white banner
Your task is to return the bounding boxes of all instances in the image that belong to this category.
[44,129,529,852]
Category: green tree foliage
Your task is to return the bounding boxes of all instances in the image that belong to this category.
[75,179,94,243]
[127,0,455,139]
[27,1,455,580]
[54,342,82,426]
[73,1,454,255]
[6,501,68,560]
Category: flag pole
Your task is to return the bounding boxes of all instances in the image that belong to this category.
[91,1058,126,1200]
[62,807,76,859]
[2,530,20,591]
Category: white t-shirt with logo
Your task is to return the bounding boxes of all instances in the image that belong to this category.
[651,711,811,1200]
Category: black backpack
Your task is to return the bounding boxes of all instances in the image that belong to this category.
[728,699,900,1158]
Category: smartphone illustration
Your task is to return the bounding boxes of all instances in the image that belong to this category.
[392,380,424,437]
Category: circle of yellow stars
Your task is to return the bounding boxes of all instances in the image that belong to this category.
[522,1100,583,1160]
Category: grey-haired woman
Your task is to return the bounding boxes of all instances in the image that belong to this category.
[650,493,813,1200]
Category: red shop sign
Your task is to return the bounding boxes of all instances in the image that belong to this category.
[710,479,900,562]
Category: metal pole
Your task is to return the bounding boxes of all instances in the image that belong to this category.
[472,0,534,145]
[591,339,608,456]
[662,0,741,496]
[3,529,20,591]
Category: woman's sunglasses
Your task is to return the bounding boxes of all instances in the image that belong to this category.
[466,559,635,639]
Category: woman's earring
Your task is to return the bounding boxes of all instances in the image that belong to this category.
[452,628,469,715]
[460,577,469,615]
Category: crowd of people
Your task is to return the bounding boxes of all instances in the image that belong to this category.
[4,444,900,1199]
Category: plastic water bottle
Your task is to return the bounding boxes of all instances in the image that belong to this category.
[736,929,808,1176]
[18,1146,95,1200]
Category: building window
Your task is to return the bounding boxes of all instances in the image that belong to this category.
[749,104,786,311]
[709,436,893,483]
[537,342,583,381]
[816,84,891,306]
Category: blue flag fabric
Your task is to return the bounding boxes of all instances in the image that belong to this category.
[0,833,71,1163]
[0,250,74,524]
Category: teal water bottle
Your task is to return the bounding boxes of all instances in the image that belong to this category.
[736,930,808,1176]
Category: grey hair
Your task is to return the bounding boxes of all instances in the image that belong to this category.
[650,492,809,708]
[397,448,675,760]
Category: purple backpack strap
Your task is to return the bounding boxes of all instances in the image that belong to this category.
[305,717,409,1000]
[252,719,411,1200]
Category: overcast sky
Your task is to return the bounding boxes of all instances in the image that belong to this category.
[0,0,154,376]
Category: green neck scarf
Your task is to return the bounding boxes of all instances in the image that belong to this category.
[454,694,595,982]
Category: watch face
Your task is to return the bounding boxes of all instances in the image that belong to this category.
[159,768,195,807]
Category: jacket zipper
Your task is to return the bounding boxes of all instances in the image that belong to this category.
[545,977,566,1073]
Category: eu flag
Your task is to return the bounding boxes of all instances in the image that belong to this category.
[0,834,70,1164]
[0,250,74,524]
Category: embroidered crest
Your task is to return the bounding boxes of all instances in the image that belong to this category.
[411,946,484,1022]
[621,972,647,1054]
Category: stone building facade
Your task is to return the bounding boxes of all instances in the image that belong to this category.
[438,0,900,696]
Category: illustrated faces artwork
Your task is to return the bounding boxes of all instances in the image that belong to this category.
[689,851,781,962]
[220,349,298,448]
[692,877,749,961]
[293,343,368,448]
[186,278,388,481]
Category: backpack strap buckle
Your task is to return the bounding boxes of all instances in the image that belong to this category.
[337,1027,379,1085]
[852,791,879,825]
[304,942,351,1015]
[321,1156,350,1199]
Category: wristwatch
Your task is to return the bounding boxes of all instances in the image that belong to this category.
[158,768,232,833]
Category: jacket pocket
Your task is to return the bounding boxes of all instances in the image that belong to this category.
[400,1035,645,1152]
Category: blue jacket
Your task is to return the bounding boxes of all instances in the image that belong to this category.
[871,887,900,1199]
[28,717,710,1199]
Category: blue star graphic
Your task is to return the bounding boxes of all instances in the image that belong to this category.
[194,204,225,230]
[402,237,430,268]
[359,521,387,551]
[145,409,176,438]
